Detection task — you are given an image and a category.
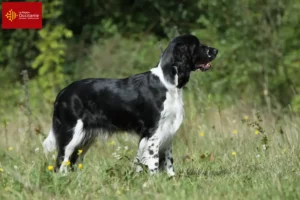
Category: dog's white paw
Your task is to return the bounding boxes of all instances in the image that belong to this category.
[59,164,69,174]
[136,165,144,173]
[167,171,175,177]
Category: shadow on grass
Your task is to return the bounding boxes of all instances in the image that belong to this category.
[178,163,261,178]
[178,168,230,177]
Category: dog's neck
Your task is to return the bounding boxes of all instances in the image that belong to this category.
[151,62,179,92]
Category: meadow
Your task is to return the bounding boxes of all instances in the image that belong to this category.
[1,0,300,199]
[1,99,299,200]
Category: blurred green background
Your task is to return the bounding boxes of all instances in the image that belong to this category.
[1,0,300,117]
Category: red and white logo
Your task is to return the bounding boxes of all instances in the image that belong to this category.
[2,2,42,29]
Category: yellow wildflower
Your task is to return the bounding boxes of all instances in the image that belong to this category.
[233,130,238,134]
[63,160,71,166]
[117,190,122,195]
[283,148,287,153]
[232,151,237,156]
[8,147,13,151]
[78,149,83,155]
[0,167,3,172]
[255,130,259,135]
[78,163,83,170]
[199,131,205,137]
[109,141,115,146]
[47,165,54,171]
[244,116,249,120]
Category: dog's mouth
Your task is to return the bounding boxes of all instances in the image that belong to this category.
[194,63,212,71]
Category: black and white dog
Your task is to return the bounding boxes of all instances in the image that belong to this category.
[43,35,218,176]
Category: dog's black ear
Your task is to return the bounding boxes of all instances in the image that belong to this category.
[173,43,189,64]
[160,41,192,88]
[173,43,192,88]
[189,44,196,61]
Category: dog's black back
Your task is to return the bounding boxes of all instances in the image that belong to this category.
[53,72,166,137]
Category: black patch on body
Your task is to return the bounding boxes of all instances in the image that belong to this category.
[53,72,167,137]
[149,150,154,155]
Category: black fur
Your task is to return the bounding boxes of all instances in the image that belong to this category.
[48,35,218,170]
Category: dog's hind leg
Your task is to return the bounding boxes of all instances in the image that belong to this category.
[59,119,86,173]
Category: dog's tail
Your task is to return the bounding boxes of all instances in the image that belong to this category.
[43,99,61,154]
[42,129,56,154]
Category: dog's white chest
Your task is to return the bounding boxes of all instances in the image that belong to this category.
[157,89,184,146]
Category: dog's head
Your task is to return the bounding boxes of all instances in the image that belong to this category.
[160,35,218,88]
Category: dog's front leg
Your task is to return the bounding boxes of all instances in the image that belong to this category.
[136,136,159,174]
[146,135,160,175]
[164,145,175,177]
[135,137,148,173]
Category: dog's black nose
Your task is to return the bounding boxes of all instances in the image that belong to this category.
[212,48,218,55]
[208,47,218,57]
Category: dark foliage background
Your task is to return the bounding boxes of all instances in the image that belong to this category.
[1,0,300,116]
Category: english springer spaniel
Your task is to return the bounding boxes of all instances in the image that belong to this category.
[43,35,218,176]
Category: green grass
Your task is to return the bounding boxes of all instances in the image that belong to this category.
[1,105,300,200]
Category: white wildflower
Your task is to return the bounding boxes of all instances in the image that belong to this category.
[112,152,121,160]
[142,182,148,188]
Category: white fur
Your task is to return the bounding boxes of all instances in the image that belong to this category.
[174,66,178,86]
[151,63,184,150]
[151,64,177,91]
[164,148,175,176]
[141,134,160,175]
[136,138,148,172]
[137,138,148,164]
[140,63,184,176]
[43,129,56,154]
[60,119,85,173]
